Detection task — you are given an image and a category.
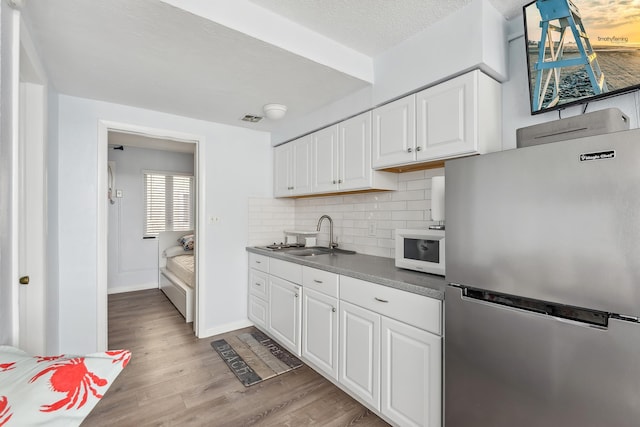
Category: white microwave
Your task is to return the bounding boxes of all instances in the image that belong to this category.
[395,229,445,276]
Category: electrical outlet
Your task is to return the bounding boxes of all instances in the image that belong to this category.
[367,221,377,236]
[116,189,123,198]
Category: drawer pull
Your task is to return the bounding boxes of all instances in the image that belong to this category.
[255,260,262,264]
[332,307,336,313]
[313,279,324,284]
[295,293,299,298]
[374,297,389,303]
[255,283,262,287]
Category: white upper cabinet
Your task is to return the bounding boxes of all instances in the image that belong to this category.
[373,69,502,170]
[306,111,396,196]
[277,69,501,195]
[274,135,313,197]
[372,96,417,169]
[416,70,501,161]
[273,142,291,197]
[312,125,339,193]
[339,112,374,191]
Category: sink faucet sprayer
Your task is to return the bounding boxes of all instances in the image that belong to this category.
[317,215,338,249]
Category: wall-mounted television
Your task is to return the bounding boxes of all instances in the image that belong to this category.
[523,0,640,115]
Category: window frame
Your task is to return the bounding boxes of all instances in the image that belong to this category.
[143,170,195,238]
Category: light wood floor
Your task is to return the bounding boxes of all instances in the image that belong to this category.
[83,289,390,426]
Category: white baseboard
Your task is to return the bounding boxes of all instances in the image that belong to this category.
[199,319,254,339]
[107,282,158,295]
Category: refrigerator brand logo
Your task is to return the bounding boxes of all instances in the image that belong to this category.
[579,150,616,162]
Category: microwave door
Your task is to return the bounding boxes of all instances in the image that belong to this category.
[404,238,440,263]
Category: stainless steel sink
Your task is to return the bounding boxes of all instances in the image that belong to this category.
[285,247,356,257]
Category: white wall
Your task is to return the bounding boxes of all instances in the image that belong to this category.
[55,95,272,354]
[46,87,59,352]
[107,146,194,293]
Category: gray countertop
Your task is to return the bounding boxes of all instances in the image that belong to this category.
[247,247,448,300]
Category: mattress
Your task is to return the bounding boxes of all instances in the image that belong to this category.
[165,254,195,288]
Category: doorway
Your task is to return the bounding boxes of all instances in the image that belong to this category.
[97,121,204,351]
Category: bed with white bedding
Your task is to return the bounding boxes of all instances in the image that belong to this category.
[158,231,195,322]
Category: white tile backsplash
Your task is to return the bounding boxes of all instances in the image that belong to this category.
[247,197,295,246]
[248,168,444,257]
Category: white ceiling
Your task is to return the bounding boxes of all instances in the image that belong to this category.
[21,0,527,138]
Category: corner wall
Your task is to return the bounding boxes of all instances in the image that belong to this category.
[0,2,18,346]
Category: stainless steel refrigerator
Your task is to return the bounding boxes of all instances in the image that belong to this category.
[444,128,640,426]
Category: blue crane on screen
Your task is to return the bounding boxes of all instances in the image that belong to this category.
[532,0,608,112]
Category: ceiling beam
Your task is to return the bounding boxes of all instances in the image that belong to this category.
[159,0,374,84]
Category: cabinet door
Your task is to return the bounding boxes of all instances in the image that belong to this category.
[416,71,475,161]
[268,276,302,355]
[292,135,313,195]
[312,125,338,193]
[248,294,268,330]
[381,317,441,427]
[372,95,416,169]
[302,288,339,379]
[274,143,292,197]
[339,111,371,191]
[339,301,380,410]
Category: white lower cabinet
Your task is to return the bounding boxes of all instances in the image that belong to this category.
[247,257,270,330]
[268,275,302,356]
[339,300,381,409]
[340,275,442,427]
[302,288,339,379]
[381,317,441,427]
[248,255,442,427]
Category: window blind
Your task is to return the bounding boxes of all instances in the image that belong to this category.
[144,172,194,236]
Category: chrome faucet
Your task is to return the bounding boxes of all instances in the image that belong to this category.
[316,215,338,249]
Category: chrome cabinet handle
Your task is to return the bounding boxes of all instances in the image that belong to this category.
[338,179,342,184]
[332,307,336,313]
[416,146,422,151]
[333,180,336,184]
[407,147,413,153]
[313,279,323,284]
[255,260,261,264]
[374,297,389,303]
[255,282,261,286]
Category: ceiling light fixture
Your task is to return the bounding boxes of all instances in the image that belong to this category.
[263,103,287,120]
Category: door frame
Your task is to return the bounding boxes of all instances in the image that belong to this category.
[97,121,205,351]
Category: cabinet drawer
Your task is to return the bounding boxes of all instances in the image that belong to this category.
[303,266,339,298]
[249,269,269,300]
[249,253,269,273]
[340,275,441,335]
[270,258,302,283]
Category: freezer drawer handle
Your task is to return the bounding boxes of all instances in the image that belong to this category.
[463,286,609,327]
